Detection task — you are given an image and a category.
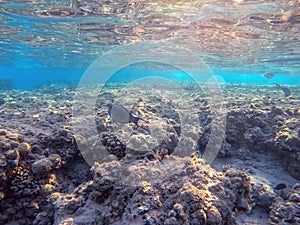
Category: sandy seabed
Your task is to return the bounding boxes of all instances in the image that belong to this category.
[0,82,299,225]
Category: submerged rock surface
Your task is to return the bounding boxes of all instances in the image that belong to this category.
[0,84,299,224]
[52,157,252,225]
[269,183,300,224]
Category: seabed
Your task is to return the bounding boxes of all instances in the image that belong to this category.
[0,83,299,225]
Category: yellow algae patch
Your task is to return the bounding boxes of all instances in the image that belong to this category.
[41,183,56,195]
[45,183,55,191]
[141,181,152,193]
[50,192,63,201]
[60,218,74,225]
[49,173,58,185]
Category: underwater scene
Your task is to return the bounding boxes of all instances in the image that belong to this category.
[0,0,300,225]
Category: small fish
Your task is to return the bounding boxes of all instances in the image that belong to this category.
[281,86,292,97]
[298,129,300,139]
[262,72,275,78]
[275,83,291,97]
[108,103,144,127]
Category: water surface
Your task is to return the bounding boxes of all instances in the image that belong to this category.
[0,0,299,88]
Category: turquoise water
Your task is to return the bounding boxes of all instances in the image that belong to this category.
[0,0,299,89]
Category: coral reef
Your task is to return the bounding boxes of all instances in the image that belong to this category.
[0,84,299,224]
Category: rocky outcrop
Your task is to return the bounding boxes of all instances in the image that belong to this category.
[269,183,300,224]
[0,84,299,224]
[51,157,252,225]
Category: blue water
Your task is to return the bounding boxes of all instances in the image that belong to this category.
[1,65,299,90]
[0,1,299,90]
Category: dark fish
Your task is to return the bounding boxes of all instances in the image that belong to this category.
[108,103,144,127]
[275,84,291,97]
[274,183,287,190]
[275,83,281,89]
[281,86,291,97]
[298,129,300,139]
[262,72,275,78]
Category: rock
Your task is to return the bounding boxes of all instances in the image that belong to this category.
[39,129,78,165]
[218,141,232,157]
[159,131,179,155]
[125,134,157,161]
[269,106,286,116]
[206,206,222,225]
[191,209,206,225]
[251,182,276,210]
[165,217,180,225]
[5,149,20,161]
[274,123,300,179]
[288,183,300,202]
[5,149,20,168]
[48,154,62,169]
[101,132,126,159]
[10,164,39,197]
[275,183,287,190]
[33,211,53,225]
[0,141,11,151]
[52,157,252,225]
[269,183,300,224]
[17,142,31,159]
[31,157,53,178]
